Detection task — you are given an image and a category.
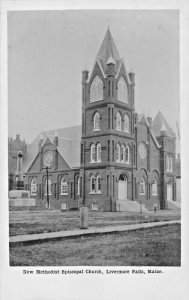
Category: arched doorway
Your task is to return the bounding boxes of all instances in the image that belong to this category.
[118,174,128,200]
[167,181,173,201]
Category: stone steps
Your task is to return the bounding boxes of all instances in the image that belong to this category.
[167,201,181,210]
[116,199,148,213]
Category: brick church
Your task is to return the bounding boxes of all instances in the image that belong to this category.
[9,29,177,211]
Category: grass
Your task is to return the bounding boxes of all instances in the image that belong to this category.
[9,209,181,236]
[9,224,181,266]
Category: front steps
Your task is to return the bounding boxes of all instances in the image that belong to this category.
[167,200,181,210]
[116,199,148,213]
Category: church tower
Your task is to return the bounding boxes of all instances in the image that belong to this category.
[80,29,136,211]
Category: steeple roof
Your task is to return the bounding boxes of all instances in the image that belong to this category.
[96,28,122,75]
[152,111,175,138]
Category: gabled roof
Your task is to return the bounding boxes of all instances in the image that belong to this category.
[136,113,161,149]
[152,111,175,138]
[23,125,81,172]
[95,28,123,76]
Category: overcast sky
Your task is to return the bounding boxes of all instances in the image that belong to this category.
[8,10,180,151]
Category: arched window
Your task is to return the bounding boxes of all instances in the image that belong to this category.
[77,177,80,195]
[116,144,121,162]
[91,144,96,163]
[152,178,158,196]
[31,177,37,196]
[45,178,52,195]
[96,175,101,193]
[116,112,121,131]
[60,177,68,195]
[97,143,102,162]
[121,145,126,162]
[124,114,129,132]
[117,76,128,103]
[94,112,100,131]
[140,177,145,195]
[126,146,130,164]
[90,175,96,193]
[90,76,103,102]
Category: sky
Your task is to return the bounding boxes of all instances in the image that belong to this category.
[8,10,180,151]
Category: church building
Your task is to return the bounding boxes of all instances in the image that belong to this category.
[10,29,177,211]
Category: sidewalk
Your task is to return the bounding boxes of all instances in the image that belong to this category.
[9,219,181,244]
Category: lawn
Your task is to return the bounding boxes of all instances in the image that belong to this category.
[9,224,181,266]
[9,209,181,236]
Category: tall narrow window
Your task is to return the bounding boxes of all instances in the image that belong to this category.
[152,178,158,196]
[107,175,109,196]
[31,178,37,196]
[77,177,80,195]
[45,178,52,195]
[97,143,102,162]
[116,144,121,162]
[90,76,103,102]
[112,108,114,129]
[113,175,115,197]
[91,144,96,163]
[121,145,126,162]
[60,177,68,195]
[90,175,96,193]
[139,177,145,195]
[96,175,101,193]
[116,112,121,131]
[112,141,114,162]
[108,108,110,129]
[126,146,130,164]
[117,76,128,103]
[124,114,129,132]
[94,112,100,131]
[133,145,136,165]
[108,140,110,162]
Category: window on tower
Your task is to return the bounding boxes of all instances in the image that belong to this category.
[126,146,130,164]
[116,112,121,131]
[124,114,130,133]
[90,75,103,102]
[97,143,102,162]
[94,112,100,131]
[116,144,121,162]
[152,178,158,196]
[117,76,128,103]
[91,144,96,163]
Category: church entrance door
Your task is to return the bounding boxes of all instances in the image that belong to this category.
[167,182,173,201]
[118,174,127,201]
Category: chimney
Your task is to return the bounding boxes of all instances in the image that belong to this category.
[38,133,44,152]
[129,72,135,84]
[82,70,89,83]
[147,117,152,126]
[54,131,59,147]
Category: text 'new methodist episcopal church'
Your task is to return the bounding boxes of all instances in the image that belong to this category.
[8,29,177,211]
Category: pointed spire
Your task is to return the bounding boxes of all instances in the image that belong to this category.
[160,121,167,133]
[152,111,175,138]
[96,28,122,75]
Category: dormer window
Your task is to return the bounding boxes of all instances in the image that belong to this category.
[117,76,128,103]
[90,76,103,102]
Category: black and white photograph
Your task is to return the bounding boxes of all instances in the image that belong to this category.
[0,1,189,300]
